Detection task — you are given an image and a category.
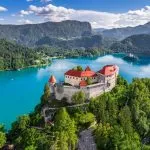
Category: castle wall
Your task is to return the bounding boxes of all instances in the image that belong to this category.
[53,82,111,103]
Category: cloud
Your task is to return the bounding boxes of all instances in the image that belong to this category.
[19,4,150,28]
[18,19,33,24]
[19,10,33,17]
[0,6,7,12]
[37,56,150,82]
[139,65,150,77]
[0,18,4,21]
[95,55,126,65]
[37,59,76,78]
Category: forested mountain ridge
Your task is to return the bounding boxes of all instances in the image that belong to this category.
[110,34,150,54]
[36,35,103,49]
[0,20,92,46]
[100,22,150,40]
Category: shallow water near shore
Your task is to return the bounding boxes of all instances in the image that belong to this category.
[0,54,150,129]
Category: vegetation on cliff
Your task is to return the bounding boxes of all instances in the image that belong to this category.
[0,77,149,149]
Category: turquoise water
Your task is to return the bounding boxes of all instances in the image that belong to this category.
[0,54,150,130]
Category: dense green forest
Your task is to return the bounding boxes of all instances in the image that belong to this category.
[36,46,108,58]
[0,39,50,70]
[0,39,109,71]
[0,77,149,149]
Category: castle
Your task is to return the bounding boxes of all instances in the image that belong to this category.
[49,65,119,103]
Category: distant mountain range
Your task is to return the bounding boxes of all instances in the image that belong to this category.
[97,22,150,40]
[0,20,150,54]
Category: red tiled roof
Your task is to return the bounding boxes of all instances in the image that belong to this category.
[85,66,91,71]
[65,69,96,77]
[79,80,87,87]
[49,75,56,83]
[98,65,117,76]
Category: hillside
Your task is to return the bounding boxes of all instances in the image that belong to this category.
[0,39,49,70]
[110,34,150,54]
[1,77,150,149]
[36,35,103,49]
[0,20,92,46]
[100,22,150,40]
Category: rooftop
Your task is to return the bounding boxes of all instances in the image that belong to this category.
[65,70,96,77]
[98,65,118,76]
[49,75,56,83]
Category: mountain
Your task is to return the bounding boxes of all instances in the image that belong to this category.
[36,35,103,49]
[100,22,150,40]
[110,34,150,54]
[0,20,92,46]
[92,28,106,34]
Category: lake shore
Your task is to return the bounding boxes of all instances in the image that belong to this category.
[0,63,51,72]
[0,56,67,72]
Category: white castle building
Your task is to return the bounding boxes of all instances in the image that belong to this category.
[49,65,119,103]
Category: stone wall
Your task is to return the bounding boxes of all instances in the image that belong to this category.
[53,82,110,103]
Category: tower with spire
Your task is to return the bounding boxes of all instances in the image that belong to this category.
[49,75,56,94]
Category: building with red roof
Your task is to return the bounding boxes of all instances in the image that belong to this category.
[49,75,56,84]
[98,65,118,76]
[48,65,119,103]
[65,66,98,86]
[64,65,119,87]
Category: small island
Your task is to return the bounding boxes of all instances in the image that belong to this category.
[123,53,139,63]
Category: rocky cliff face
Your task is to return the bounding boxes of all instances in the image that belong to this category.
[0,20,92,46]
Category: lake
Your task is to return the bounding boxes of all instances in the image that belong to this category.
[0,54,150,130]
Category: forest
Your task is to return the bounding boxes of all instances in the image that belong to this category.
[0,77,149,150]
[0,39,109,71]
[0,39,50,70]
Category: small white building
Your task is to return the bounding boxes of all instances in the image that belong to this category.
[49,65,119,103]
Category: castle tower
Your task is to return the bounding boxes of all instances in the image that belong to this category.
[85,66,91,71]
[49,75,56,94]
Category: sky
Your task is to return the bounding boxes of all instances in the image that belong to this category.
[0,0,150,28]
